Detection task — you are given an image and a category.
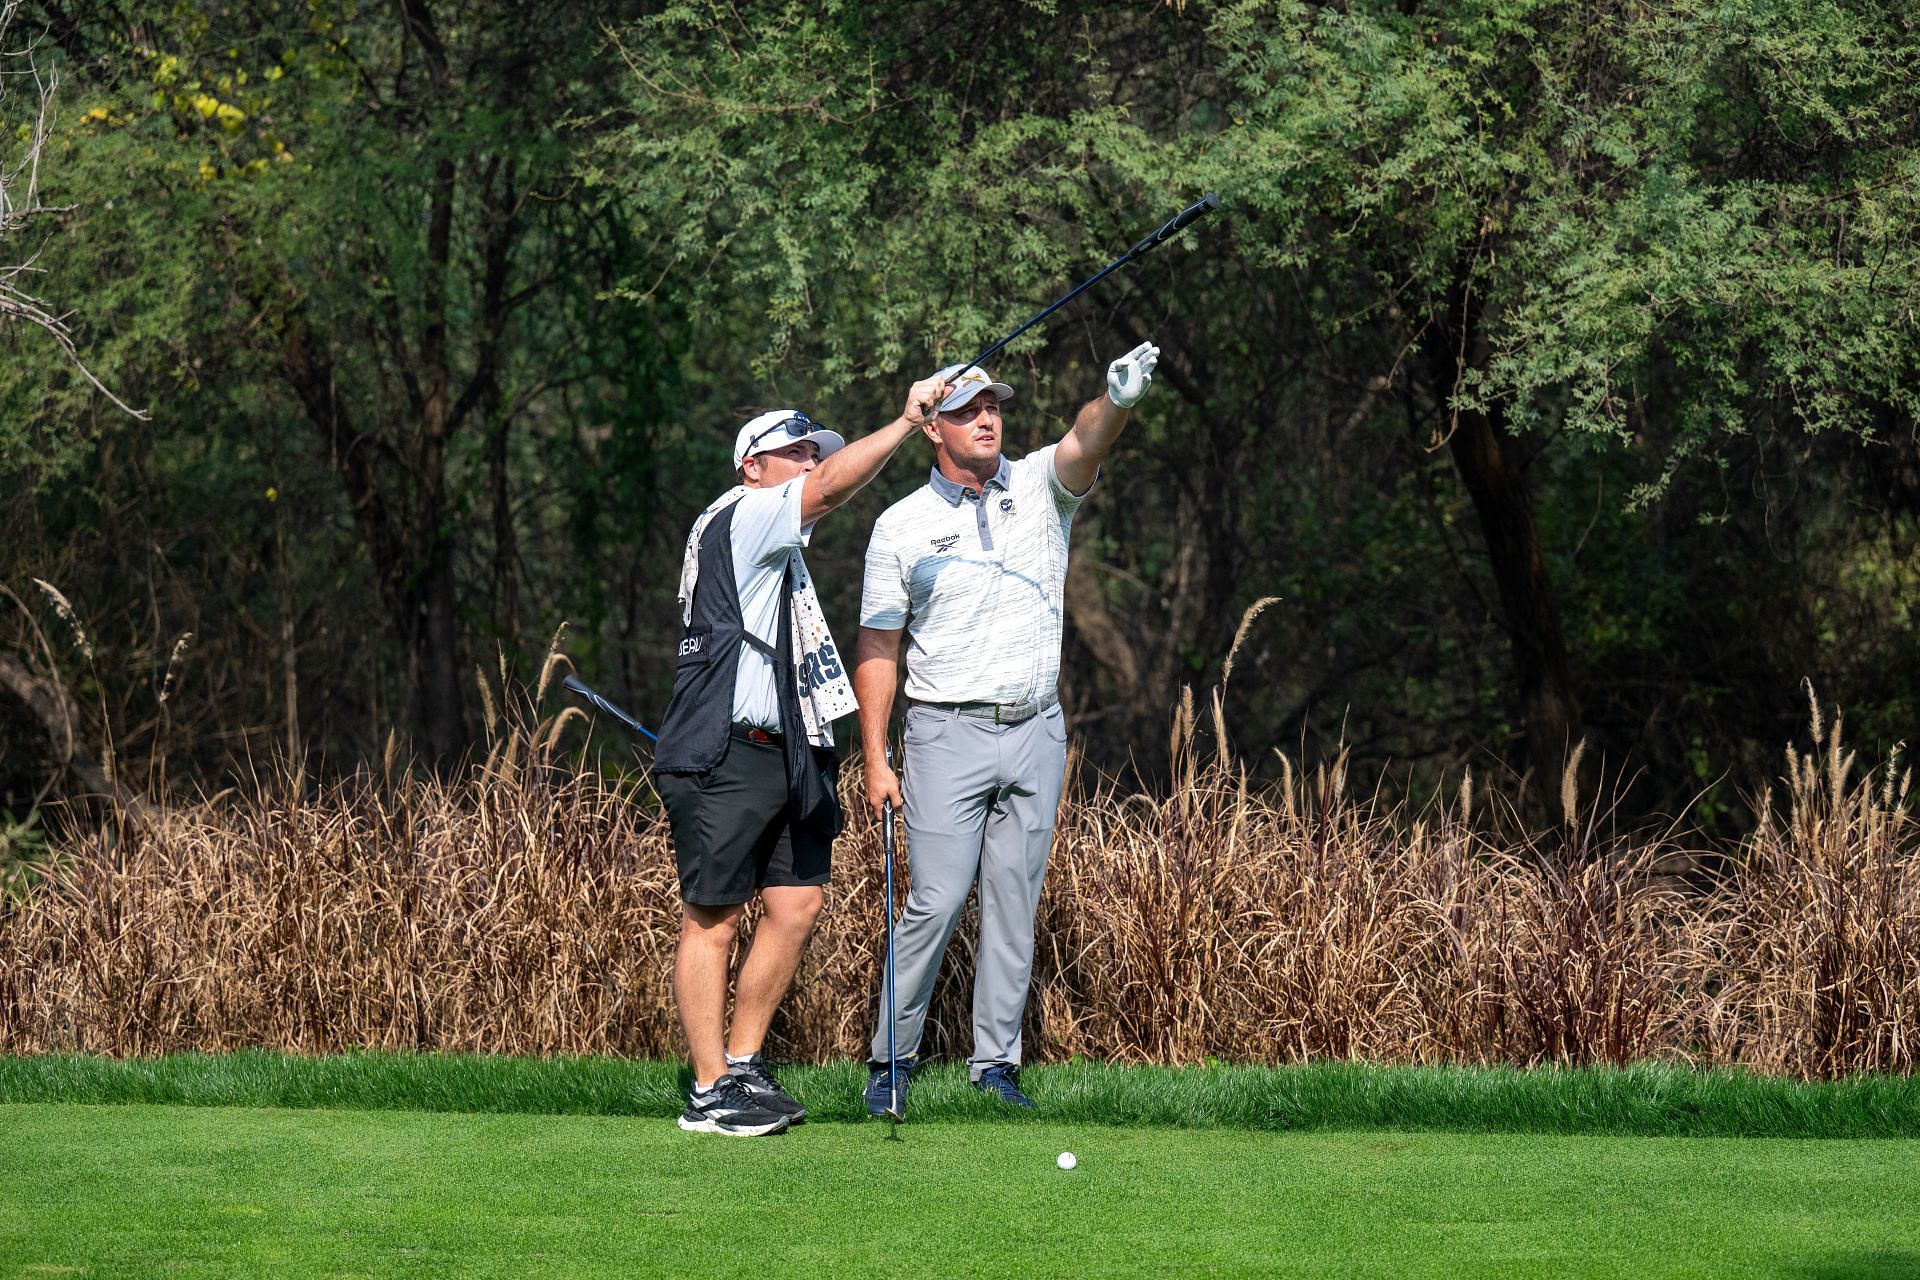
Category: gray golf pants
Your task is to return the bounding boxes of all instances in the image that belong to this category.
[870,700,1069,1078]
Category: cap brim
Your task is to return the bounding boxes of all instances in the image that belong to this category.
[741,429,845,466]
[938,380,1014,412]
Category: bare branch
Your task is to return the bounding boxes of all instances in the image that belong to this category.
[0,0,148,419]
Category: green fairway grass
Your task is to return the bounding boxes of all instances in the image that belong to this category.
[3,1051,1918,1138]
[2,1102,1916,1278]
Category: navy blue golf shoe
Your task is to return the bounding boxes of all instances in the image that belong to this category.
[864,1056,915,1118]
[973,1064,1034,1108]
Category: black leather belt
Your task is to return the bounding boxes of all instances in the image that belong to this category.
[731,723,782,745]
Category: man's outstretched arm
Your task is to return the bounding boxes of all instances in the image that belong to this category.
[1053,340,1159,496]
[801,377,946,525]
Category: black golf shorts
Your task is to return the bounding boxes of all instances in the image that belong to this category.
[656,731,831,906]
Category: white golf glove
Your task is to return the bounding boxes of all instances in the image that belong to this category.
[1106,340,1159,408]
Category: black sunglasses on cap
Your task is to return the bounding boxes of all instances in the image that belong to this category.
[744,413,829,455]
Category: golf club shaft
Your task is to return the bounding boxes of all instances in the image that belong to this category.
[943,192,1219,387]
[883,745,899,1119]
[560,674,658,742]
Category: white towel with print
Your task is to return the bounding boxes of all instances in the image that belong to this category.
[678,487,858,748]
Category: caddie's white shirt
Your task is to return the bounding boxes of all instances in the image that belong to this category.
[860,444,1088,706]
[727,478,816,729]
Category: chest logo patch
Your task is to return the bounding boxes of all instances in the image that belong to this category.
[1000,498,1015,514]
[930,534,961,554]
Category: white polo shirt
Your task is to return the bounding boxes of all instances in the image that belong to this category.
[860,444,1088,706]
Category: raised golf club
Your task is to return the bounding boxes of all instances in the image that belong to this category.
[941,191,1219,386]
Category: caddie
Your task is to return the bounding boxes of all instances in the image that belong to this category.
[855,341,1160,1114]
[654,375,948,1137]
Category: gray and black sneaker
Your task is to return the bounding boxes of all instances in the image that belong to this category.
[678,1074,792,1137]
[728,1052,807,1123]
[974,1063,1034,1108]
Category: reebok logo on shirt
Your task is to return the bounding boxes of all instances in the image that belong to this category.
[929,534,960,553]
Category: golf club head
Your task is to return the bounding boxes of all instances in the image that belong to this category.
[560,673,658,742]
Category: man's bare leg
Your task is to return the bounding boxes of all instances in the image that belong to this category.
[675,901,744,1086]
[726,884,824,1058]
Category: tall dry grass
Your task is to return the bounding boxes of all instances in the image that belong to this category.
[1,683,1913,1076]
[1031,690,1706,1069]
[1700,700,1918,1076]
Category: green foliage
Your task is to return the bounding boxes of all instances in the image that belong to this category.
[2,0,688,775]
[594,2,1175,390]
[599,0,1920,458]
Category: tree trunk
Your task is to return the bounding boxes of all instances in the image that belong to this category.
[397,0,469,767]
[412,507,468,766]
[280,320,468,766]
[1433,270,1583,812]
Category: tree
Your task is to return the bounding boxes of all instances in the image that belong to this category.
[11,0,663,769]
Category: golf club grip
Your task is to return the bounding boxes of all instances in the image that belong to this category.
[1125,191,1220,260]
[882,743,896,849]
[561,674,658,742]
[1170,190,1221,231]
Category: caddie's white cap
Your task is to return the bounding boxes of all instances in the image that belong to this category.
[932,364,1015,412]
[732,409,846,470]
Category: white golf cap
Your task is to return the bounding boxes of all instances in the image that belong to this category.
[932,364,1015,412]
[731,409,846,470]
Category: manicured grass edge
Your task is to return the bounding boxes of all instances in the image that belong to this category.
[3,1052,1915,1138]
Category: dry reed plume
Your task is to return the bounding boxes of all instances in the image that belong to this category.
[1,684,1913,1076]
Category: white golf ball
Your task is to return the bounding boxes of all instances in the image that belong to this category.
[1056,1151,1077,1170]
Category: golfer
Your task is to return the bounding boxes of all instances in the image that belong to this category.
[856,341,1159,1113]
[655,374,948,1137]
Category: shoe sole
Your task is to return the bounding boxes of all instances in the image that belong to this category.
[677,1114,790,1137]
